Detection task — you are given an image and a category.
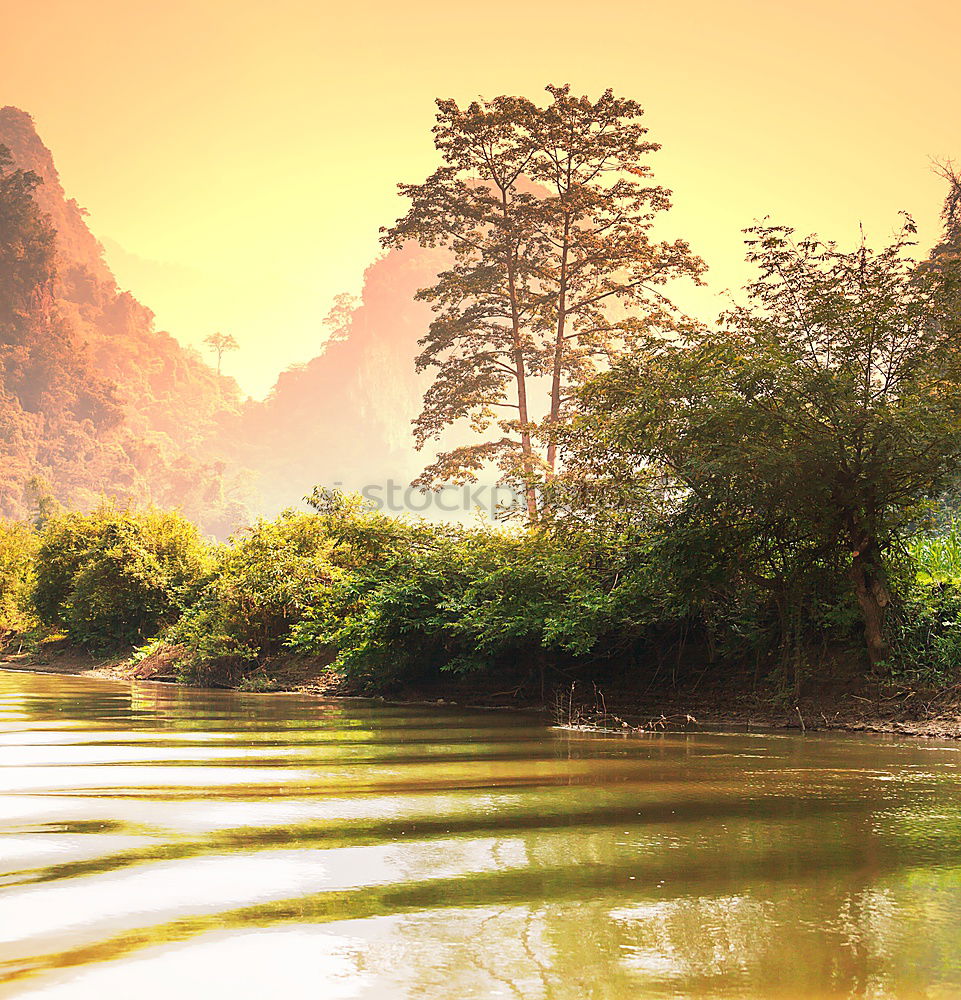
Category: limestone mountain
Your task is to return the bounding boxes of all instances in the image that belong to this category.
[225,244,442,516]
[0,107,248,535]
[0,107,441,531]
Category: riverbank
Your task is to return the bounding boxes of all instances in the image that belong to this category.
[4,637,961,739]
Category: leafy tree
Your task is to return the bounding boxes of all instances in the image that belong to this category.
[289,492,666,690]
[0,519,38,632]
[383,86,701,518]
[570,220,961,668]
[160,510,339,678]
[527,85,704,470]
[383,95,544,517]
[204,331,239,375]
[33,503,211,649]
[159,493,420,682]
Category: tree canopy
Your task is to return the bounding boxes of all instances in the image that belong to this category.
[383,85,703,518]
[0,144,56,330]
[564,219,961,666]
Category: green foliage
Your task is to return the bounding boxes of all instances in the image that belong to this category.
[161,509,342,681]
[9,494,961,696]
[442,529,663,665]
[889,522,961,682]
[567,221,961,668]
[910,525,961,587]
[891,584,961,684]
[0,519,38,631]
[289,494,669,689]
[33,503,211,649]
[285,496,455,686]
[931,160,961,264]
[116,490,677,692]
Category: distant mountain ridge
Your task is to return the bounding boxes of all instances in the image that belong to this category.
[0,107,249,533]
[0,107,435,531]
[224,244,440,514]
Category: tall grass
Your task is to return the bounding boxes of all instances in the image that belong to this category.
[908,520,961,585]
[891,521,961,681]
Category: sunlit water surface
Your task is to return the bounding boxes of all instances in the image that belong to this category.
[2,670,961,998]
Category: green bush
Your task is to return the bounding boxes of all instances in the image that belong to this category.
[909,523,961,588]
[22,489,961,695]
[289,521,498,686]
[33,503,211,649]
[890,521,961,682]
[0,519,38,632]
[161,509,342,681]
[288,509,666,689]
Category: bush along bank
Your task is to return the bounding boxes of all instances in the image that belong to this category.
[4,492,961,732]
[4,213,961,727]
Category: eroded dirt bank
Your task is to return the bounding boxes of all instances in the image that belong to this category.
[4,638,961,740]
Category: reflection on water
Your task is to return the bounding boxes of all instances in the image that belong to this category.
[2,671,961,998]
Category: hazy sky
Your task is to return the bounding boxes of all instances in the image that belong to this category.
[4,0,958,397]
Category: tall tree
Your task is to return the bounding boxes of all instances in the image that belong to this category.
[383,96,544,518]
[527,86,704,471]
[384,87,702,517]
[204,331,239,375]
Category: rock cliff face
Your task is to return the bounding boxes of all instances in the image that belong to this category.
[0,108,441,530]
[225,244,443,515]
[0,107,112,285]
[0,107,248,534]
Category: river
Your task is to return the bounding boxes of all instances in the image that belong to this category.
[2,669,961,998]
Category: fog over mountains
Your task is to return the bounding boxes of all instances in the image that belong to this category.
[0,107,434,534]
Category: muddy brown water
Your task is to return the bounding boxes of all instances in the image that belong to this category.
[2,668,961,998]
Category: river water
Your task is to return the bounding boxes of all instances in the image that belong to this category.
[2,669,961,998]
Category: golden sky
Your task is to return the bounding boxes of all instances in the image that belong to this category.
[3,0,958,396]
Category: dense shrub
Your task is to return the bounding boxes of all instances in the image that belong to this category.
[7,492,961,696]
[33,503,211,649]
[0,520,38,632]
[288,521,507,686]
[288,506,668,689]
[889,522,961,682]
[160,509,342,680]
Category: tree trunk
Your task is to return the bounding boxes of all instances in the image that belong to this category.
[500,188,538,520]
[546,216,571,473]
[508,264,537,520]
[848,539,891,670]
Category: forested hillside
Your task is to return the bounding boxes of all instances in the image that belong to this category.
[0,107,249,535]
[223,244,443,516]
[0,107,452,530]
